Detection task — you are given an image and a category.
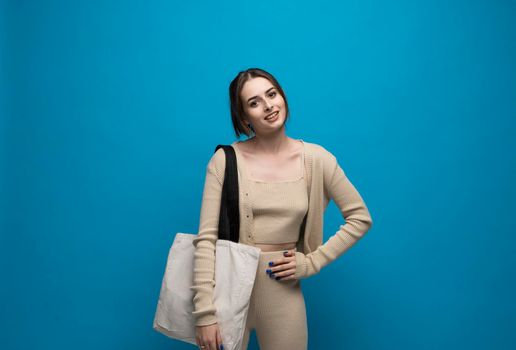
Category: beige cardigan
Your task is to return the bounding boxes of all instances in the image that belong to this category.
[190,140,373,326]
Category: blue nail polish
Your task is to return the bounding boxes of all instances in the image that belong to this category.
[269,261,273,266]
[220,345,224,350]
[275,276,281,280]
[270,273,275,278]
[266,269,271,273]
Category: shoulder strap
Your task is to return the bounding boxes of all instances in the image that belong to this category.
[214,145,240,243]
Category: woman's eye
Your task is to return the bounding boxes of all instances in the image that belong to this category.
[249,92,275,107]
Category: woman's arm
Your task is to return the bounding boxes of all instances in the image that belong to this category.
[190,148,225,326]
[295,150,373,279]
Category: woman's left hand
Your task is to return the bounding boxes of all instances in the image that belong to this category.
[265,249,297,281]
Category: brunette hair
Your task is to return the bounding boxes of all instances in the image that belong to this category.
[229,68,290,138]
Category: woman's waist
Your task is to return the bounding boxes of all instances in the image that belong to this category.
[253,241,297,252]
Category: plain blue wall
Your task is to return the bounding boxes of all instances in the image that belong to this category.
[2,0,515,349]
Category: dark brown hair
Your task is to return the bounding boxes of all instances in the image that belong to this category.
[229,68,290,138]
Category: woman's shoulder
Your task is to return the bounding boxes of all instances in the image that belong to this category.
[303,140,337,162]
[303,141,344,187]
[209,144,227,163]
[204,146,227,184]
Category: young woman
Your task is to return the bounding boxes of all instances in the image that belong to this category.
[191,68,373,350]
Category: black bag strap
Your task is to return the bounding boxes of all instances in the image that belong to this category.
[214,145,240,243]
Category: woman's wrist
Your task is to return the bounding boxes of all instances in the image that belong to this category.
[194,314,218,327]
[294,251,308,279]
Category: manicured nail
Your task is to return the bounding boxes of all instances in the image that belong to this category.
[270,273,275,278]
[275,276,281,280]
[220,345,224,350]
[266,269,271,273]
[268,261,274,266]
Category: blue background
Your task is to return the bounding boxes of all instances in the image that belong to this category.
[1,0,515,349]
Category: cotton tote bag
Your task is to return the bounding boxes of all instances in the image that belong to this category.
[153,145,261,350]
[153,233,260,348]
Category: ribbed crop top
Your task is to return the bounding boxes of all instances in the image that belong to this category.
[249,176,309,244]
[241,142,309,244]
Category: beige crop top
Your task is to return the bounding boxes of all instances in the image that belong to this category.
[244,143,309,244]
[249,176,309,244]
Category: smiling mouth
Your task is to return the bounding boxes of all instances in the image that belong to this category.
[265,111,279,120]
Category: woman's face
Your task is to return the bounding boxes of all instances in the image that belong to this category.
[240,77,286,135]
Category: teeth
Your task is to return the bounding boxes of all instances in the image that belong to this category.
[266,112,278,120]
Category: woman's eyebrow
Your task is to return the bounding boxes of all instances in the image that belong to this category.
[247,87,275,103]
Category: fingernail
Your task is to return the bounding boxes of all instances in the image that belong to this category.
[220,345,224,350]
[266,269,271,273]
[283,251,288,256]
[275,276,281,280]
[270,273,275,278]
[268,261,274,266]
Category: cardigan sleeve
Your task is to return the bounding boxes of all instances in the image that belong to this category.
[295,150,373,279]
[189,148,225,326]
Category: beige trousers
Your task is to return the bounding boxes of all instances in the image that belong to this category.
[240,249,308,350]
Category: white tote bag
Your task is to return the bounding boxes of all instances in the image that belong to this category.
[153,232,260,350]
[153,144,258,350]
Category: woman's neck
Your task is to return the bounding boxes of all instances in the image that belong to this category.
[248,134,293,156]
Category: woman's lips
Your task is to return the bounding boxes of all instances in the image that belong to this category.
[265,111,279,121]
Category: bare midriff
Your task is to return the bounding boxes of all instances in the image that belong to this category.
[254,241,297,252]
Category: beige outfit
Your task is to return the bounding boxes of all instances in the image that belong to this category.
[191,139,374,336]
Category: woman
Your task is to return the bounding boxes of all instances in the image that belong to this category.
[191,68,373,350]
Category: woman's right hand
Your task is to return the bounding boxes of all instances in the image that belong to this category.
[195,322,224,350]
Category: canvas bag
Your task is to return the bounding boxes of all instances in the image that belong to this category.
[153,145,261,350]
